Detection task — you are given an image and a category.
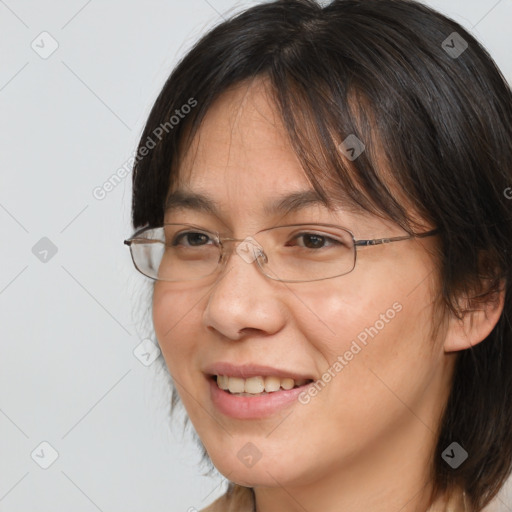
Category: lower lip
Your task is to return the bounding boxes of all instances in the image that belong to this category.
[208,377,311,419]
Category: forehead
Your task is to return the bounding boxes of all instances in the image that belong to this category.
[169,79,365,219]
[175,78,310,189]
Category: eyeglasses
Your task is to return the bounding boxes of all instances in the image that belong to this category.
[124,223,438,283]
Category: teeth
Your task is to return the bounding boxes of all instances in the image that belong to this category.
[217,375,229,390]
[264,376,281,392]
[227,376,245,393]
[280,378,294,390]
[245,376,265,393]
[216,375,310,395]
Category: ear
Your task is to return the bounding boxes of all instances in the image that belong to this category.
[444,284,505,352]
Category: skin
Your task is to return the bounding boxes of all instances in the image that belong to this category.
[152,78,503,512]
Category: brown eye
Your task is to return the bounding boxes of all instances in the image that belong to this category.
[302,234,327,249]
[172,231,211,247]
[290,232,342,250]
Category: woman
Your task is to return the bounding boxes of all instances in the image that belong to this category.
[124,0,512,510]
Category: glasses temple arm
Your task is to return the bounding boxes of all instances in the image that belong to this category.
[354,228,439,247]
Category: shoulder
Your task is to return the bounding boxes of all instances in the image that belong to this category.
[200,484,254,512]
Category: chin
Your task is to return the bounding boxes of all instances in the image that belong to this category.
[207,446,304,488]
[216,465,287,488]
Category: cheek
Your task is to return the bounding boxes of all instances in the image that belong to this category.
[152,284,215,428]
[284,283,439,464]
[292,275,406,353]
[152,283,205,375]
[294,263,438,392]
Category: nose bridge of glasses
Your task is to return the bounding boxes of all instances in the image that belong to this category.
[220,236,267,265]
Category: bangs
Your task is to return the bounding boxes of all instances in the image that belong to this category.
[171,73,429,234]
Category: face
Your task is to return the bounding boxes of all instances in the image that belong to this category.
[152,78,456,492]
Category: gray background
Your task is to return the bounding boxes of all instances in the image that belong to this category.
[0,0,511,511]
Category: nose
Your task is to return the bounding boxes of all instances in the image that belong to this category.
[202,238,286,340]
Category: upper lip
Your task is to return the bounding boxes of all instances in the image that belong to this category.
[203,362,315,381]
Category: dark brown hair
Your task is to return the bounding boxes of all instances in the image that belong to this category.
[129,1,512,509]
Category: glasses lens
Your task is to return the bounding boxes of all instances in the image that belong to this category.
[130,225,220,281]
[128,224,355,282]
[255,224,355,282]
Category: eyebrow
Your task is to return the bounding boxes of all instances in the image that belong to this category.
[164,188,332,218]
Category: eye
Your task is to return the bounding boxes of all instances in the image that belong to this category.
[289,232,342,250]
[171,231,214,247]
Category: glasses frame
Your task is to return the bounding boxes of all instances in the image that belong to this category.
[124,223,439,283]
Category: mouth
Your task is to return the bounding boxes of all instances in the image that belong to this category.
[204,363,317,418]
[208,374,315,419]
[210,374,314,396]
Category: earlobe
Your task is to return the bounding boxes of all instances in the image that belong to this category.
[444,287,505,353]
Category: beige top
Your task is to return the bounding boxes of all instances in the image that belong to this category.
[199,483,481,512]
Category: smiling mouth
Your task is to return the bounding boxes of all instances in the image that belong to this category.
[212,375,314,396]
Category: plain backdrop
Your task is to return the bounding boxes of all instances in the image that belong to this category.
[1,1,511,511]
